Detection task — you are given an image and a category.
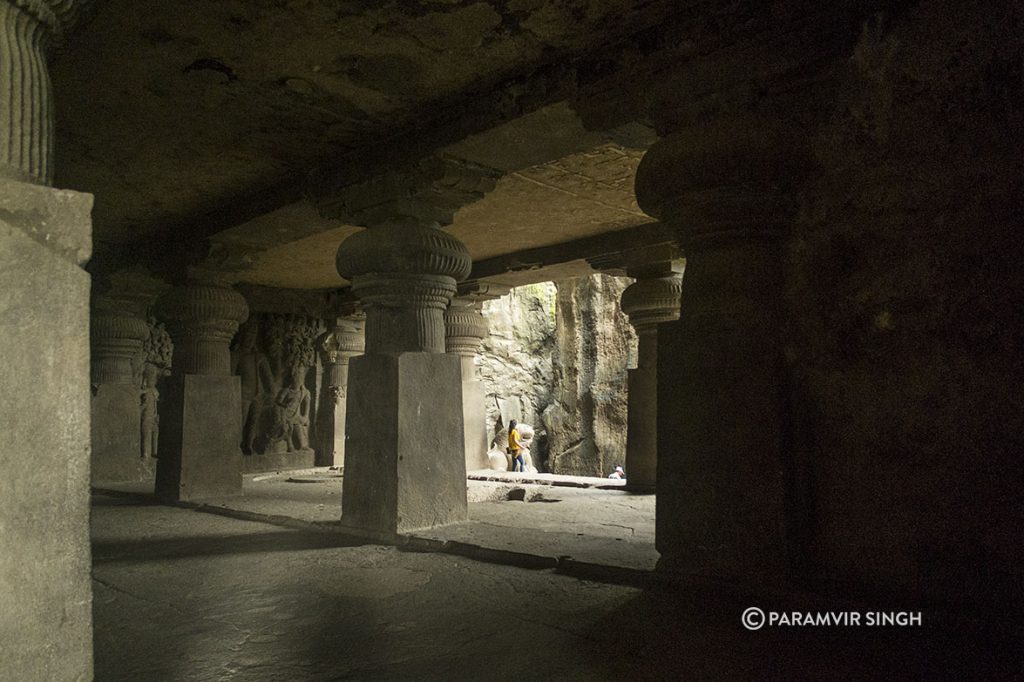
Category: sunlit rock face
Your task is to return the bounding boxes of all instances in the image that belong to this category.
[545,274,637,477]
[479,283,557,459]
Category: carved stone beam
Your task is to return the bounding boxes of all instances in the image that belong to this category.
[312,154,501,228]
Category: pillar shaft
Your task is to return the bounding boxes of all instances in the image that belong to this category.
[319,316,364,467]
[446,298,489,471]
[620,272,681,491]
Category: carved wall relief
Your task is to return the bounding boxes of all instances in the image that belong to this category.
[137,318,172,459]
[232,314,323,456]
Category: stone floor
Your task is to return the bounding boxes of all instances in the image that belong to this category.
[91,494,1020,681]
[96,468,659,571]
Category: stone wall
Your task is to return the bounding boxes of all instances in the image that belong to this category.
[544,274,637,476]
[479,283,557,463]
[783,2,1024,606]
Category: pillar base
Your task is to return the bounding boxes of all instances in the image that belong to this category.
[342,353,467,534]
[155,374,242,502]
[91,384,152,484]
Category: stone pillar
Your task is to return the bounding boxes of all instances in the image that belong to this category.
[319,315,365,468]
[445,297,489,471]
[619,267,682,492]
[635,118,805,586]
[89,301,150,483]
[336,221,471,534]
[1,3,93,678]
[154,280,249,501]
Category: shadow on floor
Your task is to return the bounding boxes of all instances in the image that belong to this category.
[93,530,368,564]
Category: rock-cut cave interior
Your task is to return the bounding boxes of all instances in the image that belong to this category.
[1,0,1022,679]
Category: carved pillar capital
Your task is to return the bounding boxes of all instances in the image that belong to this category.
[336,221,471,354]
[621,273,682,336]
[445,298,488,359]
[90,305,150,385]
[635,116,810,249]
[0,0,93,185]
[321,315,366,365]
[157,282,249,376]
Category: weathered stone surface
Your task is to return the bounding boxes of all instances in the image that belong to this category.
[782,2,1024,605]
[0,179,93,682]
[342,353,467,534]
[155,374,243,501]
[544,274,636,477]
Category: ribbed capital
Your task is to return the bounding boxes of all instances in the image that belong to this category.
[336,222,472,282]
[445,301,488,358]
[157,283,249,375]
[621,274,682,334]
[322,317,365,364]
[635,116,808,249]
[90,310,150,385]
[337,223,471,354]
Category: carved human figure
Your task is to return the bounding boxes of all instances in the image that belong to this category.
[270,367,311,451]
[138,318,172,459]
[140,363,160,459]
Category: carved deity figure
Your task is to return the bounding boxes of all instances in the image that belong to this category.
[139,319,172,458]
[270,367,311,451]
[234,314,322,455]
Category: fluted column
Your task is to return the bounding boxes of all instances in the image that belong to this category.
[319,315,365,467]
[446,297,489,470]
[636,116,807,586]
[90,307,150,385]
[620,269,682,492]
[335,219,472,533]
[0,0,91,185]
[154,280,249,501]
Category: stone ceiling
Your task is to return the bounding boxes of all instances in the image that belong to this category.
[212,102,653,289]
[49,0,686,283]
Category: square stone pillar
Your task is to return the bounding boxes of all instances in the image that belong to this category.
[155,374,244,501]
[0,178,94,680]
[343,353,467,533]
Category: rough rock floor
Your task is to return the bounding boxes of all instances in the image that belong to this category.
[92,494,1019,681]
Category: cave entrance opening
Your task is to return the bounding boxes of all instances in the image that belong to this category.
[444,275,657,572]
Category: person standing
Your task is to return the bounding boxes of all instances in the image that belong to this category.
[507,420,526,472]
